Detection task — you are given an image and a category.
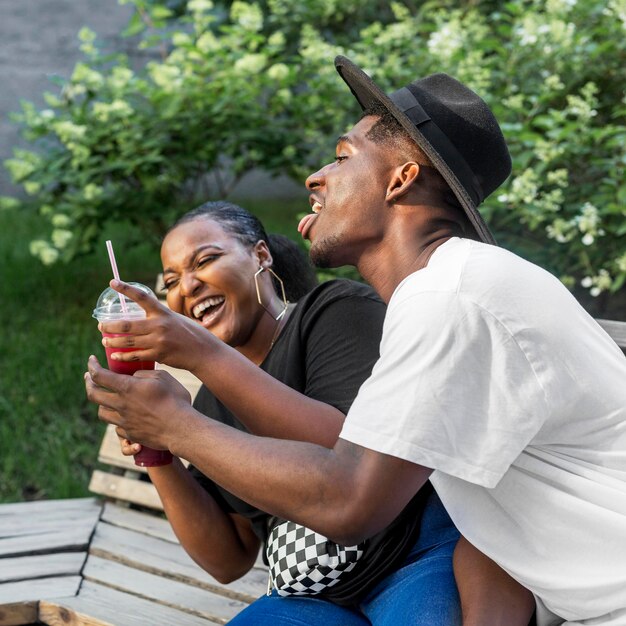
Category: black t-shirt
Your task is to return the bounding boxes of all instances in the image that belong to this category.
[189,278,430,605]
[189,279,386,536]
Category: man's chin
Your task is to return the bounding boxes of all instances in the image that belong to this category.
[310,234,342,269]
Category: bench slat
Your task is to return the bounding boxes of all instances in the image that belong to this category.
[101,502,175,542]
[97,425,149,473]
[0,497,100,520]
[83,556,248,623]
[40,581,216,626]
[0,576,82,604]
[597,318,626,349]
[0,498,101,541]
[0,552,85,584]
[89,470,163,511]
[89,521,267,604]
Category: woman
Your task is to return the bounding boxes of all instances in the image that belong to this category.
[99,201,462,624]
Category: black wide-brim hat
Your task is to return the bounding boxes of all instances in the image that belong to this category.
[335,56,512,245]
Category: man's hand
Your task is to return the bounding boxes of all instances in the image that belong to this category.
[99,279,214,372]
[84,355,191,449]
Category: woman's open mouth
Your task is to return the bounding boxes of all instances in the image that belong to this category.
[192,295,226,326]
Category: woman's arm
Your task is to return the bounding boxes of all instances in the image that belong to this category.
[101,282,385,448]
[117,435,259,583]
[148,458,260,583]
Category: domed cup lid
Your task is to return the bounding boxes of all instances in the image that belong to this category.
[93,282,155,321]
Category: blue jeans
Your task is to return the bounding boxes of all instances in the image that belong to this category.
[227,490,461,625]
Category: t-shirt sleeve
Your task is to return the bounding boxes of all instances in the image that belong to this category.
[303,293,386,413]
[340,291,550,488]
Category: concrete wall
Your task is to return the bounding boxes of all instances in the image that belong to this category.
[0,0,303,199]
[0,0,138,196]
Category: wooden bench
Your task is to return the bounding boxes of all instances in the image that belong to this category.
[1,317,624,625]
[0,363,268,626]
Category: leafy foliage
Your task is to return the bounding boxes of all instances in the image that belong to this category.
[3,0,625,299]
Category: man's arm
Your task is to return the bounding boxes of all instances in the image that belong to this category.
[85,358,432,545]
[172,414,432,545]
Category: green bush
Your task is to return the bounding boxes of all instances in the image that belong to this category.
[3,0,625,302]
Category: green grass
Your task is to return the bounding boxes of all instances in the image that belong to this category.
[0,198,307,503]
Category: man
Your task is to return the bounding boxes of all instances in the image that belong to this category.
[86,56,626,625]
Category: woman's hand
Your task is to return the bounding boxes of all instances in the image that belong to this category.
[85,354,192,450]
[116,426,141,457]
[99,279,216,372]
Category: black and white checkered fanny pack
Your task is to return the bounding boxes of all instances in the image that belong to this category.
[266,519,365,597]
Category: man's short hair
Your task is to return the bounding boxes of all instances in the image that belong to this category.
[361,102,434,167]
[361,103,465,212]
[359,102,477,242]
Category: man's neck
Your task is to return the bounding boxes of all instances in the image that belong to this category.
[356,212,461,303]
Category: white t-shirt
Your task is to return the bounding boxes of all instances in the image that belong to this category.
[340,238,626,626]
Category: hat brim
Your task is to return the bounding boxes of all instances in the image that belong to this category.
[334,56,496,245]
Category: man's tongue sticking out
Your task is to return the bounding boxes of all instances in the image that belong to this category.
[298,213,318,240]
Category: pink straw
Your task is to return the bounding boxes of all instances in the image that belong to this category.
[105,240,128,314]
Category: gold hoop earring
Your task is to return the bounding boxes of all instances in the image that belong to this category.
[254,266,288,320]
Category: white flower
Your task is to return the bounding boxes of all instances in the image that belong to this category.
[583,269,613,296]
[546,169,568,187]
[53,121,87,143]
[188,0,214,12]
[172,32,192,47]
[276,88,291,103]
[268,32,286,48]
[109,67,134,90]
[51,214,72,228]
[230,2,263,32]
[576,202,600,233]
[544,74,565,91]
[547,0,577,14]
[234,54,267,74]
[24,181,41,196]
[603,0,626,28]
[546,218,574,243]
[428,22,464,60]
[196,32,219,53]
[582,233,594,246]
[71,63,104,90]
[510,168,539,204]
[149,63,183,91]
[0,196,19,210]
[52,229,73,249]
[267,63,289,82]
[83,184,103,201]
[30,240,59,265]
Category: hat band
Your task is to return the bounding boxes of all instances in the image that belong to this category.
[392,87,484,206]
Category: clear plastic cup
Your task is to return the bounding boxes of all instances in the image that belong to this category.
[93,282,173,467]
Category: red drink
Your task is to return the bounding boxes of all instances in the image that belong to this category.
[102,332,156,376]
[94,283,172,468]
[101,332,172,467]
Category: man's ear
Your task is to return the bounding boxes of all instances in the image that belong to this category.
[386,162,421,203]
